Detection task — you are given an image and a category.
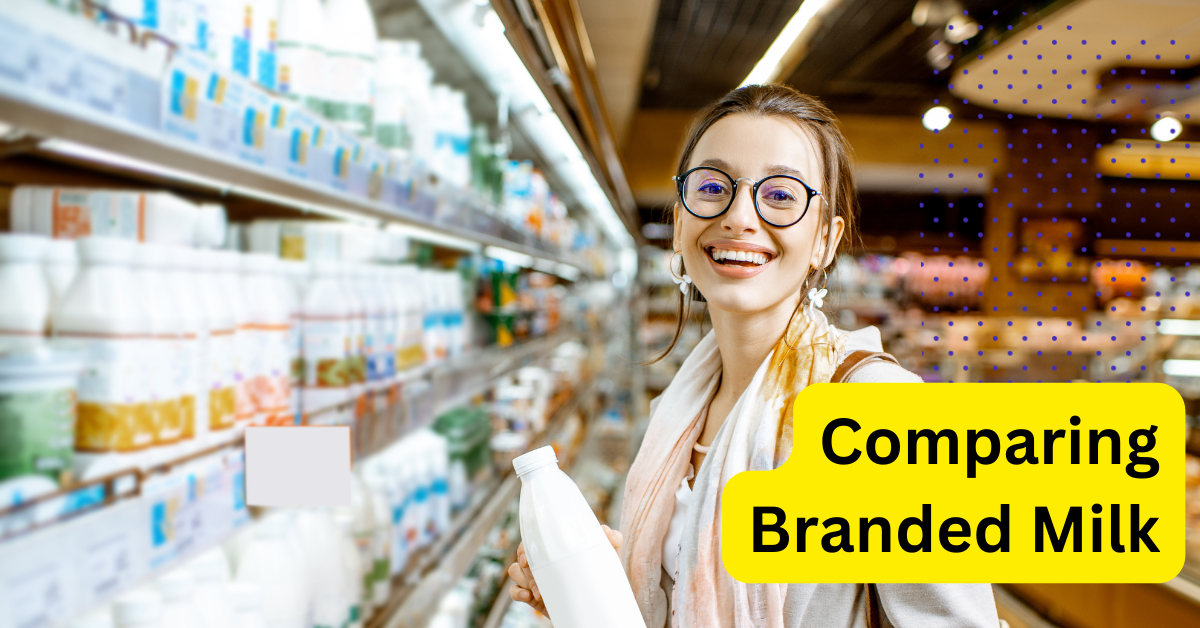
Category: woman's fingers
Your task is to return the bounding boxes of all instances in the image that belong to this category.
[601,525,624,551]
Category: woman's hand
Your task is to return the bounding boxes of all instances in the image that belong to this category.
[508,525,624,617]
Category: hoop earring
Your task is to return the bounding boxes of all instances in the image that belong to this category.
[669,251,693,296]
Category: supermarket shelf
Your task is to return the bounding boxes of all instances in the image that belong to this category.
[0,36,579,270]
[479,576,515,628]
[1161,574,1200,607]
[373,378,596,628]
[993,585,1059,628]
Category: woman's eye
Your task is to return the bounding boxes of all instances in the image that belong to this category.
[698,182,727,195]
[764,189,796,202]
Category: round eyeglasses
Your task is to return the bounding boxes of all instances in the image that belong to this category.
[673,166,821,228]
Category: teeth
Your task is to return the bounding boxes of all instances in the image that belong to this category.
[708,248,769,265]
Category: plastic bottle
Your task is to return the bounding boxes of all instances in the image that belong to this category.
[242,254,291,426]
[423,430,451,532]
[296,510,352,628]
[167,246,209,452]
[67,606,115,628]
[513,446,647,628]
[301,261,351,424]
[196,249,238,441]
[113,590,163,628]
[275,0,327,112]
[350,473,388,608]
[279,260,307,424]
[56,237,153,478]
[235,517,306,628]
[190,548,238,628]
[420,270,444,364]
[373,41,413,151]
[334,511,365,628]
[157,570,201,628]
[43,238,78,316]
[0,234,50,345]
[134,243,185,465]
[213,0,255,78]
[339,263,367,422]
[322,0,378,136]
[251,0,279,89]
[215,250,254,432]
[229,582,270,628]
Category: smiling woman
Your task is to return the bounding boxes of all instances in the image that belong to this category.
[509,84,1001,628]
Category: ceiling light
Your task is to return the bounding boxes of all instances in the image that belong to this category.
[740,0,836,86]
[1163,359,1200,377]
[484,245,535,268]
[1151,117,1182,142]
[922,106,952,131]
[1157,319,1200,336]
[943,15,979,44]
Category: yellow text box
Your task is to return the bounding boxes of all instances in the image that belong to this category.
[721,384,1184,583]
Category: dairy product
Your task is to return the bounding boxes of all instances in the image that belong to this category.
[334,511,365,628]
[134,244,185,463]
[55,237,152,476]
[296,509,352,628]
[235,517,306,628]
[167,246,209,450]
[157,570,201,628]
[322,0,377,136]
[373,41,416,151]
[0,340,83,485]
[0,234,50,343]
[214,251,254,431]
[514,446,646,628]
[113,590,163,628]
[9,187,199,246]
[251,0,279,89]
[190,548,238,628]
[44,238,78,315]
[230,582,270,628]
[279,260,307,423]
[196,249,238,439]
[301,261,350,424]
[242,254,291,426]
[275,0,327,112]
[67,607,115,628]
[339,263,367,421]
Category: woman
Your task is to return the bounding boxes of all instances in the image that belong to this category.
[509,84,1001,627]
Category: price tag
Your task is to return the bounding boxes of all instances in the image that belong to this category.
[6,566,66,628]
[35,35,81,101]
[0,15,37,84]
[77,51,125,117]
[83,532,135,599]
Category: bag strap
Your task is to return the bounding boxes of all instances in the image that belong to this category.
[865,583,883,628]
[831,350,900,384]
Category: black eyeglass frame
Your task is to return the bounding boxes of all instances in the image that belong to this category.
[672,166,822,228]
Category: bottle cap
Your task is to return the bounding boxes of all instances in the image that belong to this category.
[513,446,558,477]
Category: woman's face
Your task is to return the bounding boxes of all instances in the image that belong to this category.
[673,113,844,317]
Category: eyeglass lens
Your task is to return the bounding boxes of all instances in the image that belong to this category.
[680,168,811,226]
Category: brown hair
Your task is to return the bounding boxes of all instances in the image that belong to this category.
[654,84,859,361]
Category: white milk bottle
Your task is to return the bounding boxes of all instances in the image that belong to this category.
[134,243,185,465]
[251,0,279,90]
[276,0,328,112]
[302,261,351,424]
[113,590,164,628]
[279,260,307,424]
[197,249,238,441]
[230,582,270,628]
[167,246,208,452]
[334,511,365,628]
[157,570,201,628]
[190,547,238,628]
[235,517,306,628]
[0,234,50,345]
[43,238,78,316]
[215,250,254,432]
[296,509,351,628]
[513,446,646,628]
[56,237,154,478]
[242,254,291,426]
[339,262,367,422]
[349,473,387,608]
[322,0,378,136]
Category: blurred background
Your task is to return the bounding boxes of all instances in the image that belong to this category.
[0,0,1197,626]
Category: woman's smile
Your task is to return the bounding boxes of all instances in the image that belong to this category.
[702,239,776,279]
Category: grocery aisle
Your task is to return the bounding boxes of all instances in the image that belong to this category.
[0,0,641,625]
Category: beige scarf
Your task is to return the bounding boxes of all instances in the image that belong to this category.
[619,311,846,628]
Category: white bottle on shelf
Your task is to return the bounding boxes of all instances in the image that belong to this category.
[190,548,238,628]
[235,517,306,628]
[251,0,279,90]
[156,570,201,628]
[302,261,352,424]
[229,582,270,628]
[67,606,115,628]
[422,430,451,533]
[334,511,365,628]
[275,0,327,112]
[296,509,352,628]
[322,0,378,136]
[215,250,254,432]
[350,472,388,608]
[196,249,238,441]
[514,446,647,628]
[134,243,186,465]
[242,253,291,426]
[113,590,164,628]
[213,0,255,78]
[43,238,78,317]
[279,259,308,424]
[340,262,367,421]
[0,234,50,345]
[167,246,209,452]
[56,237,153,478]
[373,41,411,150]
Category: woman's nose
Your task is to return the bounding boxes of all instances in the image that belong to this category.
[720,183,759,233]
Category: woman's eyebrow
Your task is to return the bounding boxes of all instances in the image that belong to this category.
[697,158,733,171]
[764,164,805,177]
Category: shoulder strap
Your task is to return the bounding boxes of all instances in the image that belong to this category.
[865,583,883,628]
[831,350,900,384]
